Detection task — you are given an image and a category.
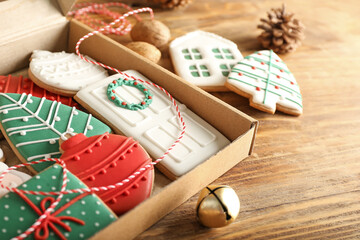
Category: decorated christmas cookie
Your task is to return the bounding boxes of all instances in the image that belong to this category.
[0,147,4,162]
[169,30,243,92]
[0,75,79,108]
[0,164,117,239]
[0,93,111,173]
[60,132,154,215]
[0,162,31,198]
[28,50,109,96]
[225,50,303,116]
[75,70,230,179]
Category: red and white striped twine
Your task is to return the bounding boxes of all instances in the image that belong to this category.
[68,2,153,36]
[1,6,186,240]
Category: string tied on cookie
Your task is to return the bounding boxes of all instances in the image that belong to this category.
[16,191,86,240]
[0,158,69,240]
[74,7,186,167]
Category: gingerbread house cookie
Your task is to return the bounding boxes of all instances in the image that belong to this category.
[169,30,243,92]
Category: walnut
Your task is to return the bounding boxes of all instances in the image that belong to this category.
[125,41,161,63]
[130,20,171,48]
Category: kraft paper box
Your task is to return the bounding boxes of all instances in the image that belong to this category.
[0,0,258,239]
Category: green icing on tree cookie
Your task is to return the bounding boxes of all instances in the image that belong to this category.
[0,164,117,239]
[0,93,111,172]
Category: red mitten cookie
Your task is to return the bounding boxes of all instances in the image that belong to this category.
[60,132,154,215]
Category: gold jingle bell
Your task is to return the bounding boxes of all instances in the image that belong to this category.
[196,185,240,228]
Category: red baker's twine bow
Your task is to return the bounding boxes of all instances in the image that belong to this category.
[15,191,86,240]
[0,6,186,240]
[0,158,69,240]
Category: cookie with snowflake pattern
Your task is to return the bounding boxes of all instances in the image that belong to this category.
[225,50,303,116]
[0,93,111,173]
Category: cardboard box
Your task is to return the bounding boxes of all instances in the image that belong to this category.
[0,0,258,239]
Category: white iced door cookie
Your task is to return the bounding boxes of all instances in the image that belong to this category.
[29,50,109,96]
[169,31,243,92]
[75,70,230,179]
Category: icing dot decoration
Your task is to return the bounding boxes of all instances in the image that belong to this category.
[107,78,153,111]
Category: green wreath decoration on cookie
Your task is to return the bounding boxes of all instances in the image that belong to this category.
[107,78,153,111]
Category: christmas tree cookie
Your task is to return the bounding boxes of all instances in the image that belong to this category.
[0,164,117,240]
[225,50,303,116]
[28,50,109,97]
[0,93,111,173]
[60,133,154,215]
[0,75,79,108]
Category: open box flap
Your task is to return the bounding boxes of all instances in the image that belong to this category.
[0,0,74,44]
[57,0,76,16]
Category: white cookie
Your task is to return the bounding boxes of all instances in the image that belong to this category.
[75,70,230,179]
[29,50,109,96]
[0,147,4,162]
[226,50,303,116]
[0,162,31,198]
[169,30,243,92]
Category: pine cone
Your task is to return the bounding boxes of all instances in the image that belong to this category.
[257,4,305,54]
[150,0,192,9]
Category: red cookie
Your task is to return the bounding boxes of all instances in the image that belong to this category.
[0,75,79,108]
[60,132,154,215]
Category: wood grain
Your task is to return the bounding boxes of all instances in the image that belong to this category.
[74,0,360,239]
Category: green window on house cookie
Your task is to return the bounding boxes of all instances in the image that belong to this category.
[219,64,235,77]
[190,65,210,77]
[212,48,235,59]
[182,48,202,60]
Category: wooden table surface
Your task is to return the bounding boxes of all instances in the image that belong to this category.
[75,0,360,239]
